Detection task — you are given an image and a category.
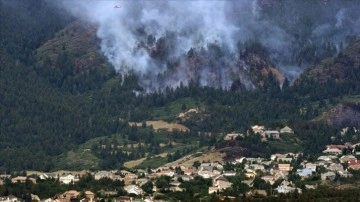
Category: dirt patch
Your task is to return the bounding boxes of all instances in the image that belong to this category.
[165,150,225,168]
[129,120,189,132]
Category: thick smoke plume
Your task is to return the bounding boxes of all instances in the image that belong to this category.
[60,0,360,92]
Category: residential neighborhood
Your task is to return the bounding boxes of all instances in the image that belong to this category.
[1,125,360,202]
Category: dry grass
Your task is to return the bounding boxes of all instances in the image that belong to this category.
[129,120,189,132]
[27,170,89,177]
[165,150,225,168]
[124,152,169,168]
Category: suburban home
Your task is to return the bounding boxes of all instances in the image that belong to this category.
[114,196,131,202]
[0,195,22,202]
[156,170,175,177]
[280,126,294,134]
[59,174,79,184]
[305,163,317,172]
[169,180,183,192]
[277,158,293,163]
[348,160,360,170]
[124,185,144,195]
[99,189,118,197]
[11,176,36,184]
[340,155,357,163]
[328,163,344,172]
[223,171,236,177]
[261,175,276,185]
[321,171,336,181]
[265,130,280,139]
[31,194,40,202]
[317,156,333,162]
[63,190,80,202]
[248,189,268,197]
[326,144,348,150]
[338,170,353,178]
[271,154,287,161]
[84,191,95,202]
[322,148,342,155]
[297,168,312,177]
[94,171,115,180]
[38,173,58,180]
[275,181,301,194]
[208,186,219,194]
[249,164,265,171]
[278,164,292,172]
[245,171,256,179]
[224,133,243,141]
[198,170,217,179]
[251,125,265,135]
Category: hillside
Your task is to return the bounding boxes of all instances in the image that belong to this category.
[2,0,360,172]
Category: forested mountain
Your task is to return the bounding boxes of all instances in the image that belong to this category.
[1,0,360,172]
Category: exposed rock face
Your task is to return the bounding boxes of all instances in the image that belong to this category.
[325,103,360,127]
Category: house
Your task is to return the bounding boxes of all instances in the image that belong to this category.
[278,164,292,172]
[261,175,276,185]
[326,144,348,150]
[11,176,27,183]
[277,158,292,163]
[249,164,265,171]
[275,181,301,194]
[305,163,317,172]
[94,171,115,180]
[317,156,334,162]
[39,173,58,180]
[224,133,243,141]
[223,171,236,177]
[297,168,312,177]
[198,170,216,179]
[321,171,336,181]
[0,195,22,202]
[340,155,357,163]
[63,190,80,201]
[31,194,40,202]
[156,170,175,177]
[271,153,287,161]
[280,126,294,134]
[265,130,280,139]
[322,148,342,155]
[245,171,256,179]
[248,189,267,197]
[59,174,78,184]
[328,163,344,172]
[84,191,94,202]
[169,180,183,192]
[176,175,193,182]
[338,170,353,178]
[124,185,144,195]
[208,186,219,194]
[99,190,118,197]
[114,196,131,202]
[348,160,360,170]
[251,125,265,135]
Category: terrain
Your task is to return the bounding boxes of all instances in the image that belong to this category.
[1,0,360,173]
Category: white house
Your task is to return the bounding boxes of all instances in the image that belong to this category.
[280,126,294,134]
[124,185,144,195]
[59,174,78,184]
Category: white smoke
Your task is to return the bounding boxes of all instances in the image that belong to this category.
[59,0,360,92]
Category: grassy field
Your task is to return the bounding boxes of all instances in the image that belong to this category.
[129,120,190,132]
[267,133,302,153]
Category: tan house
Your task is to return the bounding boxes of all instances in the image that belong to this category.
[64,190,80,202]
[280,126,294,134]
[278,164,292,172]
[84,191,94,202]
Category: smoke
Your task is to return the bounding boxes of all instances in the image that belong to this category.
[59,0,360,92]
